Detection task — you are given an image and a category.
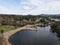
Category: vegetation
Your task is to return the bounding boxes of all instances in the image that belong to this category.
[51,21,60,38]
[0,14,60,32]
[0,26,15,32]
[0,14,43,26]
[0,14,42,32]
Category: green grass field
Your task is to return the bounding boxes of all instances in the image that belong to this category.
[0,26,15,32]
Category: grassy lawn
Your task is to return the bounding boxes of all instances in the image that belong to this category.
[0,25,15,32]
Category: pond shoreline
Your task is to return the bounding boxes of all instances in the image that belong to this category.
[3,23,41,45]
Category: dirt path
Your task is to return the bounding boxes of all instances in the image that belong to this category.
[3,25,37,45]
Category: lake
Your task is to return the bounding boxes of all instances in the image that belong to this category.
[9,25,60,45]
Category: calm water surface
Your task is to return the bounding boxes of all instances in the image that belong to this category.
[9,26,60,45]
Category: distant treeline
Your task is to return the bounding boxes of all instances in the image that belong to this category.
[39,14,60,19]
[1,14,60,18]
[0,14,42,27]
[0,14,60,27]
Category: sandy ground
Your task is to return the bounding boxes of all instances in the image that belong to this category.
[3,24,39,45]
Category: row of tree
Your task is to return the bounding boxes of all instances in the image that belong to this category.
[0,15,41,27]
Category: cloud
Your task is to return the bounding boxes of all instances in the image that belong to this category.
[20,0,60,15]
[0,0,60,15]
[0,5,23,14]
[45,1,60,14]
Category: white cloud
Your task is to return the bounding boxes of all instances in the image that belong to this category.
[45,1,60,14]
[21,0,60,15]
[27,0,43,6]
[48,1,60,10]
[0,0,60,15]
[0,6,11,14]
[0,5,23,14]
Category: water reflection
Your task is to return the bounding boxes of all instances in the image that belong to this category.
[36,24,48,27]
[9,26,60,45]
[51,27,60,41]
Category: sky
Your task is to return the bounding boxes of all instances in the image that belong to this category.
[0,0,60,15]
